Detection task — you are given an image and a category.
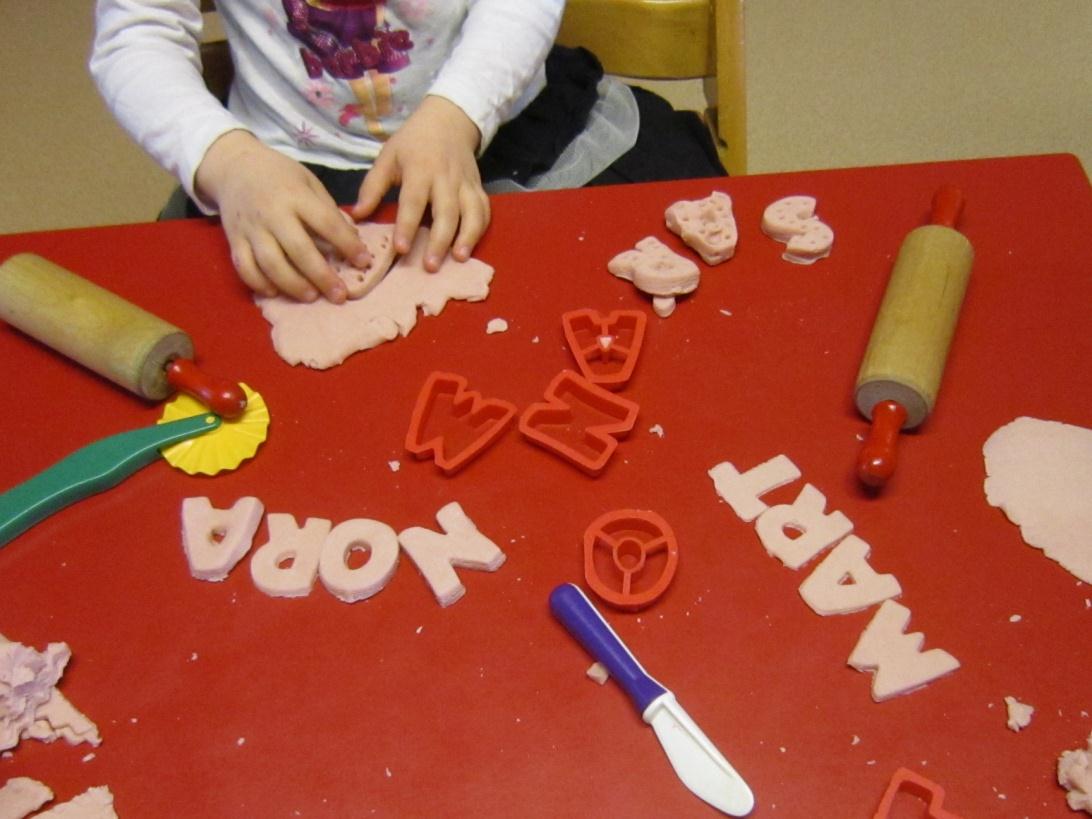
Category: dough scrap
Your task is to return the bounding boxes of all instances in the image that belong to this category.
[0,777,53,818]
[0,635,100,753]
[257,227,494,369]
[608,236,700,318]
[35,786,117,819]
[1003,695,1034,731]
[180,497,265,581]
[761,195,834,264]
[847,600,960,702]
[983,416,1092,583]
[398,503,506,607]
[1058,733,1092,814]
[665,191,738,264]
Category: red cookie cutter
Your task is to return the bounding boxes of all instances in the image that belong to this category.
[405,371,517,474]
[584,509,679,611]
[519,370,639,476]
[561,308,647,391]
[873,768,962,819]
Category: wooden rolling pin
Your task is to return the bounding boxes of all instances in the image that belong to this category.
[0,253,246,417]
[854,186,974,487]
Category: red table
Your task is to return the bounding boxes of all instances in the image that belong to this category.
[1,154,1090,817]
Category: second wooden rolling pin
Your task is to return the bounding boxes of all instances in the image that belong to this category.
[854,186,974,488]
[0,253,246,417]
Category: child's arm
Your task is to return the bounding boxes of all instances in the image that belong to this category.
[90,0,367,302]
[352,0,565,271]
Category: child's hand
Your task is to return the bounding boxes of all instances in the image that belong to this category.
[352,95,490,272]
[195,130,371,302]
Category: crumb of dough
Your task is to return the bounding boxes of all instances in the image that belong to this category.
[1058,733,1092,814]
[649,424,665,438]
[983,416,1092,583]
[257,227,494,369]
[1009,614,1022,623]
[1004,696,1035,731]
[0,777,53,818]
[586,662,609,685]
[485,317,509,334]
[35,785,117,819]
[0,635,100,752]
[388,460,401,472]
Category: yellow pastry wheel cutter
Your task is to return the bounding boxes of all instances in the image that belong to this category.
[0,253,271,548]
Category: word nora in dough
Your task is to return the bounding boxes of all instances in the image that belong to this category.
[708,454,959,701]
[181,498,505,607]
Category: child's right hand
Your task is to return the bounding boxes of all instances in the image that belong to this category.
[195,130,371,303]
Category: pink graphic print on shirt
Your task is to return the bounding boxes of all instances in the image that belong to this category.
[283,0,415,137]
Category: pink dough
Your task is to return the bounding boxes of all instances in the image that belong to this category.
[249,514,331,598]
[180,496,264,581]
[983,416,1092,583]
[1058,733,1092,814]
[257,227,494,369]
[761,195,834,264]
[608,236,700,318]
[665,191,738,264]
[318,518,400,603]
[847,599,960,702]
[0,778,53,818]
[328,222,398,299]
[398,502,506,607]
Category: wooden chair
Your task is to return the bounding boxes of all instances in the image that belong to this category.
[555,0,746,175]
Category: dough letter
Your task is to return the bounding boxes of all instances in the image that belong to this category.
[250,514,330,598]
[318,518,400,603]
[755,484,852,569]
[798,535,902,615]
[180,496,265,581]
[708,455,802,523]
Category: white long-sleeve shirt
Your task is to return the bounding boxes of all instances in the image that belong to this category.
[90,0,563,207]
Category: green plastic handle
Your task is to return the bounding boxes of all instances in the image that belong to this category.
[0,413,220,548]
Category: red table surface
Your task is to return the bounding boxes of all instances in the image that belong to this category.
[1,154,1090,818]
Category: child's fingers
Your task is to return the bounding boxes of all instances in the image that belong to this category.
[229,239,278,298]
[424,182,459,272]
[304,198,371,272]
[393,176,429,257]
[452,186,491,261]
[271,216,348,304]
[353,158,397,222]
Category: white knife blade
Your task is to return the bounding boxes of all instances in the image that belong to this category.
[550,583,754,816]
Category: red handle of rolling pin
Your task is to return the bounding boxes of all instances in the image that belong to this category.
[929,185,964,228]
[165,358,248,419]
[857,400,909,488]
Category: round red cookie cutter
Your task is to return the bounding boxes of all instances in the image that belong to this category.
[583,509,679,611]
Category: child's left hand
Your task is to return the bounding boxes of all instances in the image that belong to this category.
[352,95,490,272]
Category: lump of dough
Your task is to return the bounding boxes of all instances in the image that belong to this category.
[607,236,700,318]
[983,416,1092,583]
[257,227,494,369]
[761,195,834,264]
[0,635,100,752]
[180,497,264,581]
[1058,733,1092,814]
[0,777,53,818]
[664,191,738,264]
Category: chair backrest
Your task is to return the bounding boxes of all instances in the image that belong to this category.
[556,0,746,175]
[196,0,747,174]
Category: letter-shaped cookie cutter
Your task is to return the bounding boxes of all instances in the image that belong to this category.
[583,509,679,611]
[872,768,962,819]
[405,371,517,474]
[561,308,646,391]
[519,370,639,476]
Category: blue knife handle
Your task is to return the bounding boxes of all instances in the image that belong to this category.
[550,583,668,715]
